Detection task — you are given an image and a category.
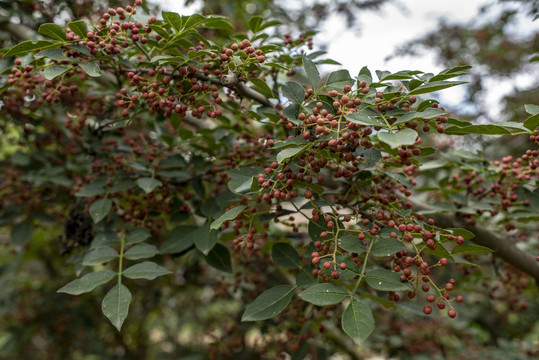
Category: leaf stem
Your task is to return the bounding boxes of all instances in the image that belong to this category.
[351,239,375,296]
[118,233,125,283]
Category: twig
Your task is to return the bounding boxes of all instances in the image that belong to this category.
[133,40,152,62]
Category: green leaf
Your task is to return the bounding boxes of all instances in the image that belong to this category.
[392,108,447,126]
[258,19,282,31]
[43,65,70,80]
[446,228,475,240]
[364,148,382,166]
[308,217,334,243]
[226,168,262,194]
[89,198,112,223]
[523,106,539,130]
[525,104,539,115]
[346,109,385,127]
[149,25,170,40]
[79,62,101,77]
[193,222,218,255]
[271,243,301,269]
[342,299,375,346]
[38,23,66,41]
[445,125,512,135]
[358,66,372,79]
[381,72,413,81]
[159,225,197,254]
[299,283,348,306]
[378,129,418,149]
[248,16,263,32]
[303,55,320,88]
[210,206,246,231]
[125,227,151,245]
[282,81,305,104]
[423,243,454,260]
[249,77,274,98]
[496,121,531,132]
[183,13,206,30]
[124,243,159,260]
[102,284,131,331]
[283,103,301,122]
[452,244,493,255]
[110,180,136,193]
[91,232,120,249]
[35,48,70,62]
[241,285,295,321]
[338,235,367,254]
[408,79,424,90]
[272,138,310,149]
[516,186,539,210]
[408,81,466,95]
[419,159,448,171]
[384,172,413,188]
[82,247,118,266]
[276,146,305,164]
[296,266,317,287]
[58,270,116,295]
[452,255,480,267]
[4,40,58,57]
[325,69,354,91]
[203,16,234,30]
[122,261,172,280]
[365,269,412,291]
[75,180,106,197]
[150,55,185,64]
[162,11,182,31]
[67,44,91,56]
[136,178,163,194]
[356,66,372,86]
[10,221,34,247]
[68,20,88,38]
[266,62,290,71]
[445,65,473,73]
[371,238,406,257]
[417,99,440,112]
[206,243,232,273]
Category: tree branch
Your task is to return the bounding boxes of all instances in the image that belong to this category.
[112,67,275,108]
[133,40,151,62]
[236,82,274,108]
[412,201,539,284]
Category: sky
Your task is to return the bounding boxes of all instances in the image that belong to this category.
[154,0,538,117]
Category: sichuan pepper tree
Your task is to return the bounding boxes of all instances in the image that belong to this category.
[1,0,538,357]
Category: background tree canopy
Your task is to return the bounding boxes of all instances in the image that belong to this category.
[0,0,538,359]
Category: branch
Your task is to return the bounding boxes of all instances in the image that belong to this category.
[133,40,151,62]
[182,111,213,129]
[0,22,35,42]
[412,201,539,284]
[112,67,275,108]
[236,82,274,108]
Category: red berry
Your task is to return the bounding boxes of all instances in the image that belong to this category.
[423,305,432,314]
[437,302,446,310]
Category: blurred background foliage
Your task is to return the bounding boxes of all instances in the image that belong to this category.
[0,0,537,359]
